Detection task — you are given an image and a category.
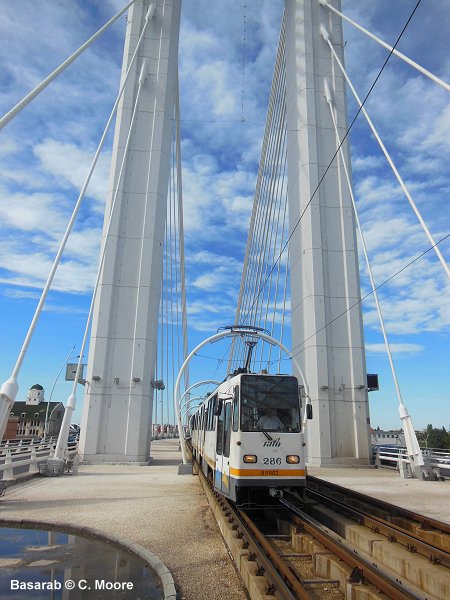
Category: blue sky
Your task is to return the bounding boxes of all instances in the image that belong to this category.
[0,1,449,432]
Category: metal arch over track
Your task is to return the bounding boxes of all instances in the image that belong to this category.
[174,326,310,465]
[178,380,221,410]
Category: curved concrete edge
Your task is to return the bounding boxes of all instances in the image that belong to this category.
[0,517,176,600]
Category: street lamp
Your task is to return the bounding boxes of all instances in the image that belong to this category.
[43,345,76,441]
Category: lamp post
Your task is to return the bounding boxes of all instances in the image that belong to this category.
[43,345,76,441]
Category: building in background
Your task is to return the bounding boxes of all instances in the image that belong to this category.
[2,384,64,440]
[371,428,405,447]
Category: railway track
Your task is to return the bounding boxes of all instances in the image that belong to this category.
[193,456,450,599]
[306,476,450,559]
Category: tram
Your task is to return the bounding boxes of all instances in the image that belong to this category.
[190,370,309,503]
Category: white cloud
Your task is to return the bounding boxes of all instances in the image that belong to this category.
[3,289,41,300]
[0,1,449,434]
[34,140,110,209]
[352,154,384,171]
[366,343,424,355]
[0,189,67,235]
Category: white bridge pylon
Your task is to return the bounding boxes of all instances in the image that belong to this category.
[174,328,310,465]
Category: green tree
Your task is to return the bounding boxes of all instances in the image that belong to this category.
[425,424,449,450]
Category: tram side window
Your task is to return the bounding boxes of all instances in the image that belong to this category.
[216,410,224,455]
[212,394,219,429]
[207,398,213,430]
[203,406,208,431]
[223,403,232,458]
[232,386,239,432]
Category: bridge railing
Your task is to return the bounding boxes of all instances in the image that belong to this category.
[0,439,78,485]
[373,445,450,478]
[0,436,58,449]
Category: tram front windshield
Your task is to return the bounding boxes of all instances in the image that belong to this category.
[240,375,300,432]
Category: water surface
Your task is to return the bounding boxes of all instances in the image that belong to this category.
[0,526,164,599]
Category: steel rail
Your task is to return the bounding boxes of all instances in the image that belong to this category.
[192,452,298,600]
[237,508,312,600]
[281,498,426,600]
[192,445,431,599]
[305,486,450,567]
[307,476,450,536]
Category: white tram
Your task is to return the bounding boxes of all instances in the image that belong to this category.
[190,371,307,503]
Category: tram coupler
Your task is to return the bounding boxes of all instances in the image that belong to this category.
[269,487,283,499]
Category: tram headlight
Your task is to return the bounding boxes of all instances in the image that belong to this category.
[243,455,257,463]
[286,455,299,464]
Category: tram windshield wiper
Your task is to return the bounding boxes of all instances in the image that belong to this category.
[256,422,273,441]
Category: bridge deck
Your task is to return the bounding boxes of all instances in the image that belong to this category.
[2,441,448,599]
[308,466,450,525]
[0,438,247,600]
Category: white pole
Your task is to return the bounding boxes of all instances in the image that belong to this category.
[324,79,425,474]
[53,57,149,463]
[318,0,450,92]
[0,1,137,131]
[322,26,450,282]
[0,6,153,443]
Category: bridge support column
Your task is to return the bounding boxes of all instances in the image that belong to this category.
[79,0,181,463]
[285,0,371,466]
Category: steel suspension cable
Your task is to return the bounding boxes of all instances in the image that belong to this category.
[243,26,287,370]
[168,141,175,426]
[0,9,155,422]
[159,254,165,436]
[240,0,424,325]
[172,128,182,422]
[53,58,149,460]
[278,246,290,372]
[239,27,282,338]
[255,110,287,368]
[236,21,286,327]
[318,0,449,92]
[0,0,141,131]
[246,38,286,331]
[322,26,450,281]
[324,78,407,412]
[175,73,189,397]
[257,104,286,338]
[266,155,288,369]
[273,231,450,368]
[253,96,286,329]
[228,34,285,370]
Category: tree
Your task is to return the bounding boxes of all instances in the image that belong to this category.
[424,425,449,450]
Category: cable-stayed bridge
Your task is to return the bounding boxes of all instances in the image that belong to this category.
[0,1,449,479]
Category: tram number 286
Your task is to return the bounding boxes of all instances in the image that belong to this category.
[263,457,282,465]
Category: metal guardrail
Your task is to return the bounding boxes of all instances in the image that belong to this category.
[373,445,450,478]
[0,439,78,483]
[0,436,58,448]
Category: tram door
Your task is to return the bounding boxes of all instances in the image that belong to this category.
[215,401,232,496]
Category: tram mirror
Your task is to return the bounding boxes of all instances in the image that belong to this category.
[214,397,223,416]
[306,404,313,420]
